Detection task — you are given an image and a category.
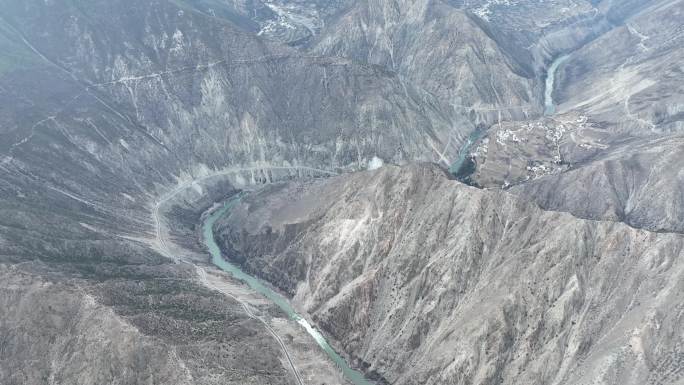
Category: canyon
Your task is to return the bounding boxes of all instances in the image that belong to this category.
[0,0,682,384]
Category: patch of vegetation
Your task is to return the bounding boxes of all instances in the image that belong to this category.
[94,277,256,342]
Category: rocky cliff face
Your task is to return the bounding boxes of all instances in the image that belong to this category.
[216,163,684,385]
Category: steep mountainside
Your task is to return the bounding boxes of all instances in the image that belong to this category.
[311,0,540,124]
[555,0,684,134]
[0,264,300,385]
[0,0,465,176]
[511,134,684,233]
[216,163,684,385]
[460,114,684,233]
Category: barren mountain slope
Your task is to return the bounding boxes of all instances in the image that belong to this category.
[555,0,684,134]
[216,163,684,385]
[0,261,302,385]
[510,134,684,233]
[311,0,541,124]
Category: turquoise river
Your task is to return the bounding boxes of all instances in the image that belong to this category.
[202,195,375,385]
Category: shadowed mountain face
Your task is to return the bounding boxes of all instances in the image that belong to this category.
[0,0,682,384]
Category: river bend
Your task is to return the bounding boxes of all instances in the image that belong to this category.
[203,195,375,385]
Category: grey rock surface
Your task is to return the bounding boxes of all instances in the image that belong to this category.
[311,0,541,125]
[555,0,684,135]
[216,163,684,385]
